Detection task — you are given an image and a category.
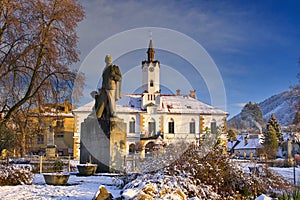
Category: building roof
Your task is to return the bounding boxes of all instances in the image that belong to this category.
[73,94,227,115]
[72,99,143,114]
[234,134,263,150]
[73,101,94,112]
[158,95,227,115]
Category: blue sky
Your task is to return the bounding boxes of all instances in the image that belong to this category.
[75,0,300,118]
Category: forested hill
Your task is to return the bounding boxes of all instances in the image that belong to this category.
[229,91,299,128]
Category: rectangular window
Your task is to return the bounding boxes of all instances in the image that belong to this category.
[55,134,64,138]
[168,122,174,133]
[56,119,64,128]
[148,122,156,136]
[190,122,195,134]
[150,80,154,87]
[129,121,135,133]
[37,135,44,144]
[211,121,217,134]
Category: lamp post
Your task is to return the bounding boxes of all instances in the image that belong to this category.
[292,133,297,186]
[293,148,296,186]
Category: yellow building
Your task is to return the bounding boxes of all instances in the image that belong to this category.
[29,101,75,157]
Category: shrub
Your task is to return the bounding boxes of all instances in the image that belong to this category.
[52,160,64,172]
[123,144,293,199]
[0,165,34,186]
[164,144,292,198]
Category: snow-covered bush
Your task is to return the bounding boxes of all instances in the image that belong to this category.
[122,144,292,199]
[0,165,34,186]
[122,170,220,199]
[166,144,292,198]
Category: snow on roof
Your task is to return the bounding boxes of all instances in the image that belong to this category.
[117,105,143,113]
[234,134,263,150]
[227,141,238,150]
[73,101,94,112]
[72,100,143,113]
[40,112,74,117]
[73,94,228,115]
[159,95,227,115]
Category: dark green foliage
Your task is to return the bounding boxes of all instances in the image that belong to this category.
[52,160,64,172]
[267,114,283,142]
[264,126,279,158]
[264,114,282,158]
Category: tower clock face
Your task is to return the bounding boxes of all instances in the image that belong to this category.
[149,67,154,72]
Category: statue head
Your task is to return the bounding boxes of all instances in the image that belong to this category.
[105,55,113,66]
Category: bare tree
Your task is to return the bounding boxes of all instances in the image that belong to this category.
[0,0,85,156]
[0,0,85,124]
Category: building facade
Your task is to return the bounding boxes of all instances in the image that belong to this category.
[73,40,228,160]
[29,101,75,156]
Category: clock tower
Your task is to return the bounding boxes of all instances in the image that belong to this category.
[141,39,160,109]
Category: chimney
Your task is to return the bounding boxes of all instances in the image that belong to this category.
[176,89,181,96]
[189,89,196,98]
[244,135,248,145]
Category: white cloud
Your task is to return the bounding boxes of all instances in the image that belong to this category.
[77,0,251,59]
[231,103,247,108]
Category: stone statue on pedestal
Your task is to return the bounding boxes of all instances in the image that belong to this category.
[93,55,122,120]
[80,55,126,173]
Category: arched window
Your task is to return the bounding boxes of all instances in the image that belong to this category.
[190,119,195,134]
[168,118,174,134]
[211,119,217,134]
[145,142,155,157]
[150,80,154,87]
[129,117,135,133]
[129,143,135,155]
[148,118,156,136]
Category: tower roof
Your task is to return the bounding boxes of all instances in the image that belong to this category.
[147,39,155,62]
[148,39,154,50]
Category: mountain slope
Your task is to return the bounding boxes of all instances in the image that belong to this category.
[229,91,299,127]
[259,91,299,126]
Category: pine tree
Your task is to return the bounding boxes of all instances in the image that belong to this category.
[266,114,283,142]
[264,125,278,158]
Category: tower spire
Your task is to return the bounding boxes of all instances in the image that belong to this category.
[147,39,155,62]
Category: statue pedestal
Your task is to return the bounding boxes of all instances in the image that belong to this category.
[46,145,56,158]
[80,116,127,173]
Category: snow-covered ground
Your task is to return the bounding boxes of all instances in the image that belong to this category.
[0,164,300,199]
[0,173,122,200]
[235,160,300,185]
[270,166,300,185]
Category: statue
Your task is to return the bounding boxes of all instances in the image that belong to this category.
[94,55,122,120]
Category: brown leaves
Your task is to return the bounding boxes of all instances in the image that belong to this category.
[0,0,85,122]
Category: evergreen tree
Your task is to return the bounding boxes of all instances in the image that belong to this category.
[266,114,283,142]
[264,125,278,158]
